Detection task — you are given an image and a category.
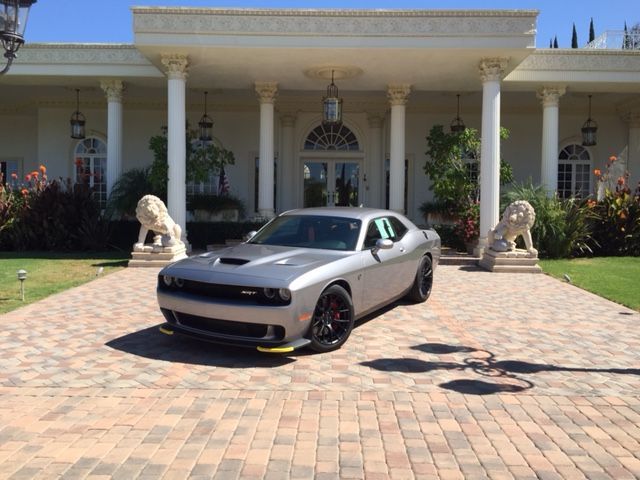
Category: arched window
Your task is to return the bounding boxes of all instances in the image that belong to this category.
[304,124,359,151]
[74,137,107,209]
[557,144,591,199]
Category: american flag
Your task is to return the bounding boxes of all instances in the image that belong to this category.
[218,166,230,196]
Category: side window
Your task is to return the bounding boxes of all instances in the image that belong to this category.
[388,216,408,240]
[363,217,398,249]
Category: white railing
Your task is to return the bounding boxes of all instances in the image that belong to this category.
[585,30,640,50]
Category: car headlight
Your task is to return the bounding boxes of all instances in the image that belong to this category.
[162,275,173,287]
[263,288,276,299]
[174,277,184,288]
[278,288,291,301]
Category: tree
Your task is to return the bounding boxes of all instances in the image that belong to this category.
[571,23,578,48]
[553,36,559,48]
[549,38,553,48]
[589,18,595,43]
[627,22,640,50]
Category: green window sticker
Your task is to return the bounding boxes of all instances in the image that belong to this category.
[374,218,395,240]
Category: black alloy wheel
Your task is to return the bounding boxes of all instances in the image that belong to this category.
[406,255,433,303]
[308,284,354,352]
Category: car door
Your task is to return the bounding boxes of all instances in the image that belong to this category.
[360,216,408,312]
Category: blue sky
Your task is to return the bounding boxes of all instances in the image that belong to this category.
[26,0,638,49]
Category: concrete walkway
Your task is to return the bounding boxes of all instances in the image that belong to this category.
[0,265,638,479]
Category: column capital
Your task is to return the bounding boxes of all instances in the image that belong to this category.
[100,80,124,102]
[161,54,189,80]
[479,57,509,83]
[537,86,566,107]
[255,82,278,104]
[387,84,411,106]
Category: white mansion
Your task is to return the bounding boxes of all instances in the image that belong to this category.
[1,7,639,250]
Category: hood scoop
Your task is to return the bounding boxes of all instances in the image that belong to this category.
[218,257,250,265]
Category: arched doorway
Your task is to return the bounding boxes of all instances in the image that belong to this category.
[301,123,363,207]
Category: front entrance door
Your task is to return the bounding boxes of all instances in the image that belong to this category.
[303,160,361,207]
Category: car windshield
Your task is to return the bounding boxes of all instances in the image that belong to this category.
[249,215,361,251]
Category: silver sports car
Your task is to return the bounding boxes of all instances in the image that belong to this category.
[157,207,440,353]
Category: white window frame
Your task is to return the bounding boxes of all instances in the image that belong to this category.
[73,137,107,209]
[557,142,592,199]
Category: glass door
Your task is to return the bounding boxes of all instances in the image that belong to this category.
[303,160,360,207]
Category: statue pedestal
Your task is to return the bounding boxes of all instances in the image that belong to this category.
[128,243,188,268]
[479,248,541,273]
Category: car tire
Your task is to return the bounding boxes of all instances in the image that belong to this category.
[406,255,433,303]
[308,284,355,352]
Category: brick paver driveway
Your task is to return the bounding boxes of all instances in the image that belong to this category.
[0,265,639,479]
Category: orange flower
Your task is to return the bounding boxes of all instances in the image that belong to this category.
[609,155,617,162]
[39,164,46,174]
[617,176,625,185]
[10,173,17,180]
[593,168,601,176]
[587,199,596,208]
[25,174,31,182]
[74,158,83,167]
[31,171,39,178]
[21,188,28,196]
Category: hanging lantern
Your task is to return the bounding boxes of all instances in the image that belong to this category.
[0,0,37,75]
[322,70,343,126]
[198,90,213,142]
[450,94,466,133]
[581,94,597,147]
[70,88,86,140]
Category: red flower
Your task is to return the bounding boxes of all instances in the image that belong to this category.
[10,173,17,180]
[617,176,625,186]
[74,158,83,167]
[593,169,601,177]
[25,174,31,181]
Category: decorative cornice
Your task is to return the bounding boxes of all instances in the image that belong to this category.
[255,82,278,104]
[387,84,411,106]
[100,80,124,102]
[17,44,152,66]
[133,8,537,37]
[515,50,640,72]
[479,57,509,83]
[161,54,189,80]
[536,86,566,107]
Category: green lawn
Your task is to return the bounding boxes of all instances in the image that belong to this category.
[0,252,129,314]
[539,257,640,312]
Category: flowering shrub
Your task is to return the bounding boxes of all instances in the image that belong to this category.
[591,156,640,255]
[453,200,479,246]
[0,165,107,251]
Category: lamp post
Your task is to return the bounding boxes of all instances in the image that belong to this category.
[16,268,26,301]
[0,0,37,75]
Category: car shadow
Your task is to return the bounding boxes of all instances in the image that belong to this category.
[361,342,639,395]
[106,325,296,367]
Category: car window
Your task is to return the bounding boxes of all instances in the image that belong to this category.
[388,216,408,240]
[249,215,361,251]
[363,217,397,249]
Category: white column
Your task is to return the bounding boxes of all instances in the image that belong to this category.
[624,112,640,189]
[100,80,124,198]
[279,113,296,211]
[255,82,278,219]
[477,58,507,254]
[387,84,411,213]
[538,86,565,195]
[161,54,188,238]
[367,113,384,208]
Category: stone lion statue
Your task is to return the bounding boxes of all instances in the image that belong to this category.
[134,195,183,249]
[488,200,537,255]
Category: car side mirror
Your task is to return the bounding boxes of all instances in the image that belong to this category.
[244,231,257,241]
[372,238,393,254]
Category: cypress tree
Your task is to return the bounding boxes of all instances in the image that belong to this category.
[623,21,629,50]
[553,36,559,48]
[549,38,553,48]
[571,23,578,48]
[589,18,595,43]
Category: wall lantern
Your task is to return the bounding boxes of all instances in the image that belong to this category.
[581,94,597,146]
[16,268,26,301]
[450,94,466,133]
[198,90,213,142]
[70,88,86,139]
[0,0,36,75]
[322,70,343,127]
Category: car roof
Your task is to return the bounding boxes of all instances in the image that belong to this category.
[280,207,414,225]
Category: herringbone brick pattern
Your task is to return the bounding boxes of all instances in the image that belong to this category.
[0,265,638,478]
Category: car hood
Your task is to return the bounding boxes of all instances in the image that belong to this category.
[162,243,350,283]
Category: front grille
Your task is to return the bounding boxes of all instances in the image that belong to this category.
[158,276,291,305]
[173,313,285,340]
